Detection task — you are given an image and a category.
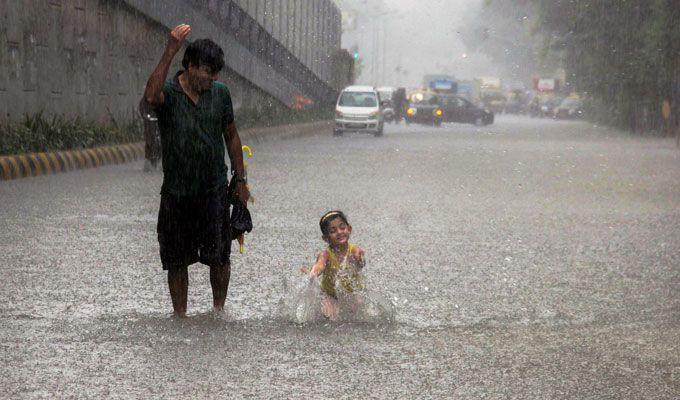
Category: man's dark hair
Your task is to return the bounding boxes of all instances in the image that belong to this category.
[182,39,225,73]
[319,210,349,236]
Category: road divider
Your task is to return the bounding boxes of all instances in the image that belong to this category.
[0,143,144,181]
[0,120,333,181]
[238,120,333,143]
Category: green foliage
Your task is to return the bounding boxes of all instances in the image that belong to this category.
[0,113,142,156]
[0,104,333,156]
[531,0,680,132]
[475,0,679,133]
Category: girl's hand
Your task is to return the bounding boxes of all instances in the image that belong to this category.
[350,246,365,268]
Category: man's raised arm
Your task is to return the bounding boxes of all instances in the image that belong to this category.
[144,24,191,106]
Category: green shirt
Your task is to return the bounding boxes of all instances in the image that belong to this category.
[155,71,234,196]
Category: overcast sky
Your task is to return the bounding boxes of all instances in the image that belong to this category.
[339,0,499,86]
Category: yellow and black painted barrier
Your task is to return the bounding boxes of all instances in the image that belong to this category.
[1,120,334,182]
[0,142,144,181]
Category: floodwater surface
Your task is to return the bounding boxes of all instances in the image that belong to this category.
[1,116,679,398]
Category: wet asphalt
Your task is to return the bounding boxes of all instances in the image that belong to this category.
[1,115,679,399]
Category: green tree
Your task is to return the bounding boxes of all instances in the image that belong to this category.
[533,0,680,132]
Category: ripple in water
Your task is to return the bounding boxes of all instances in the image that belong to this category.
[278,277,396,324]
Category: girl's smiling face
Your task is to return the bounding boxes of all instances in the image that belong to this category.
[323,217,352,247]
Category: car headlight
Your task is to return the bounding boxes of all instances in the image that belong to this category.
[541,106,548,112]
[368,111,379,120]
[434,109,443,117]
[335,110,344,118]
[406,108,416,116]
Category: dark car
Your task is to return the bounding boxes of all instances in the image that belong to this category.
[440,95,494,125]
[404,92,445,126]
[553,97,585,119]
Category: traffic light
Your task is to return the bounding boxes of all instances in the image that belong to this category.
[350,45,360,60]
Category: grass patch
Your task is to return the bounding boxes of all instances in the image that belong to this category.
[1,105,333,156]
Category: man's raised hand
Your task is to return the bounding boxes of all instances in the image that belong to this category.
[167,24,191,54]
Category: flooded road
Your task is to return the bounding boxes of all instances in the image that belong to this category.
[2,116,679,398]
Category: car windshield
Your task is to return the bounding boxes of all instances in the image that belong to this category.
[441,96,465,107]
[482,92,505,101]
[560,98,581,108]
[541,97,561,106]
[409,92,440,105]
[339,92,378,107]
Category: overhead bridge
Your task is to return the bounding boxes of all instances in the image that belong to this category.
[0,0,348,123]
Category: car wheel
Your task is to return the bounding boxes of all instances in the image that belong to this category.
[333,129,343,137]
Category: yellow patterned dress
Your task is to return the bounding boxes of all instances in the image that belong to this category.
[320,244,364,298]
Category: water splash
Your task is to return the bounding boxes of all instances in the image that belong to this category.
[277,276,396,325]
[278,277,324,324]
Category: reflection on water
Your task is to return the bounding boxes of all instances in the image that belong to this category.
[277,276,396,324]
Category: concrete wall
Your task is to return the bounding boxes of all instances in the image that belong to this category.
[0,0,342,123]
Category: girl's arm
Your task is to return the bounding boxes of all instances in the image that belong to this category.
[308,251,329,277]
[350,245,365,268]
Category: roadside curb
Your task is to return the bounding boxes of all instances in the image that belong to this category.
[0,120,332,181]
[239,120,333,143]
[0,143,144,181]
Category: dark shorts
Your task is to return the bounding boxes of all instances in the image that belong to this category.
[157,189,231,271]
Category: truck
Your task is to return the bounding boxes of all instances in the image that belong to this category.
[477,77,506,114]
[423,74,456,93]
[455,80,481,103]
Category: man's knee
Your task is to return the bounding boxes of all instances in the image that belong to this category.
[210,262,230,275]
[168,266,188,280]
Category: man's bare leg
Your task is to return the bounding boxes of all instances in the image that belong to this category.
[168,267,188,317]
[210,262,230,311]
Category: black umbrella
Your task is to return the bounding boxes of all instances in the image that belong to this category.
[228,177,252,253]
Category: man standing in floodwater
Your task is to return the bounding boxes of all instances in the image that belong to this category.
[143,24,250,317]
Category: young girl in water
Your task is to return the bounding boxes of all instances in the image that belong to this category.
[300,210,365,320]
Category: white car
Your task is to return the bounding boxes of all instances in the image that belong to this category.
[334,86,384,137]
